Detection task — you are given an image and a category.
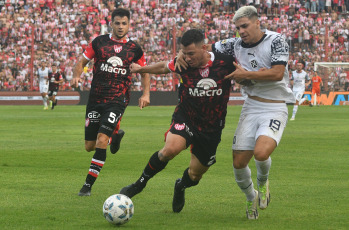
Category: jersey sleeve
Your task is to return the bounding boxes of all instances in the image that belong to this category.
[83,42,96,60]
[270,34,289,66]
[167,58,177,72]
[290,71,294,80]
[212,38,238,57]
[305,73,310,81]
[133,45,147,67]
[135,53,147,67]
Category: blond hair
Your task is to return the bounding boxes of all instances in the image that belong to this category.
[233,6,258,23]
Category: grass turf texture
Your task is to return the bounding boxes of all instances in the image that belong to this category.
[0,105,348,230]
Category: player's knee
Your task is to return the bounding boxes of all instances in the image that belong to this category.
[85,144,95,152]
[158,147,180,161]
[233,160,248,169]
[188,171,203,182]
[254,149,270,161]
[233,152,250,169]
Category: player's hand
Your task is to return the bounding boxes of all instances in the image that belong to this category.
[258,67,268,71]
[138,94,150,110]
[174,50,188,72]
[71,78,80,88]
[130,63,142,73]
[225,62,247,81]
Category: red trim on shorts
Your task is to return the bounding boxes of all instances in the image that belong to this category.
[164,121,174,142]
[112,118,122,135]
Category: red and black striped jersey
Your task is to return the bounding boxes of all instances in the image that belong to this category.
[48,72,63,90]
[167,52,235,132]
[83,34,146,105]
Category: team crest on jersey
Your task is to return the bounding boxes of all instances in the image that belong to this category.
[199,67,209,78]
[250,60,258,68]
[114,45,122,53]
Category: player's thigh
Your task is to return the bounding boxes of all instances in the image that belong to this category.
[191,129,222,167]
[254,135,277,161]
[161,121,192,160]
[40,84,48,94]
[85,104,103,141]
[98,103,125,137]
[160,131,187,160]
[255,110,288,151]
[188,153,209,181]
[233,113,258,151]
[294,90,304,102]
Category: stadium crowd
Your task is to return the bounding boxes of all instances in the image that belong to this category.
[1,0,349,93]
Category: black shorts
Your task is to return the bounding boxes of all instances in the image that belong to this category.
[85,103,125,141]
[165,119,222,167]
[48,87,58,96]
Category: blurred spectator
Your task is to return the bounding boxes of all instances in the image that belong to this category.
[1,0,349,93]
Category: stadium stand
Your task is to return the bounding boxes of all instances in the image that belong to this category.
[1,0,349,92]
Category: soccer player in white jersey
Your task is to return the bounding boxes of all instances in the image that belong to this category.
[175,5,295,220]
[290,61,310,120]
[37,61,51,110]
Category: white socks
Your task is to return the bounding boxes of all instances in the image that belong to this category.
[255,157,272,187]
[234,166,255,201]
[292,105,298,118]
[299,97,306,105]
[43,96,48,107]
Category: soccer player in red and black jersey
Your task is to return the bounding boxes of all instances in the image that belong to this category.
[72,8,150,196]
[48,63,64,110]
[119,29,235,212]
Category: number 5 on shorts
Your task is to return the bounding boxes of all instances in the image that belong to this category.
[108,112,120,123]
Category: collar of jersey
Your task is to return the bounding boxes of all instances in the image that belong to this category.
[241,33,267,48]
[109,34,129,43]
[199,52,215,69]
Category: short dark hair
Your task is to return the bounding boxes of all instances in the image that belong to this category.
[112,8,130,21]
[181,29,204,47]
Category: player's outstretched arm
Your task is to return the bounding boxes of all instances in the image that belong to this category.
[130,62,171,74]
[225,63,285,82]
[72,56,89,88]
[139,73,150,110]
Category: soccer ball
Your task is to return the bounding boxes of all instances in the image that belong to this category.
[103,194,134,225]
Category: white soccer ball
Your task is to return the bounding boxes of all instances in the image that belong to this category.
[103,194,134,225]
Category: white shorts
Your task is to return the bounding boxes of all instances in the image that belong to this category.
[232,97,288,150]
[40,83,49,94]
[292,90,305,102]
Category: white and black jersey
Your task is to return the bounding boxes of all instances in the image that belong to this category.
[291,70,309,92]
[213,29,295,103]
[37,67,51,85]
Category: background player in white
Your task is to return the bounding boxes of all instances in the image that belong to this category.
[176,5,295,220]
[37,61,51,110]
[290,61,310,120]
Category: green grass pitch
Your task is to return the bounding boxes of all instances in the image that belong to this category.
[0,105,348,229]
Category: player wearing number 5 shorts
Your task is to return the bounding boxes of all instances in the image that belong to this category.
[72,8,150,196]
[213,6,295,219]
